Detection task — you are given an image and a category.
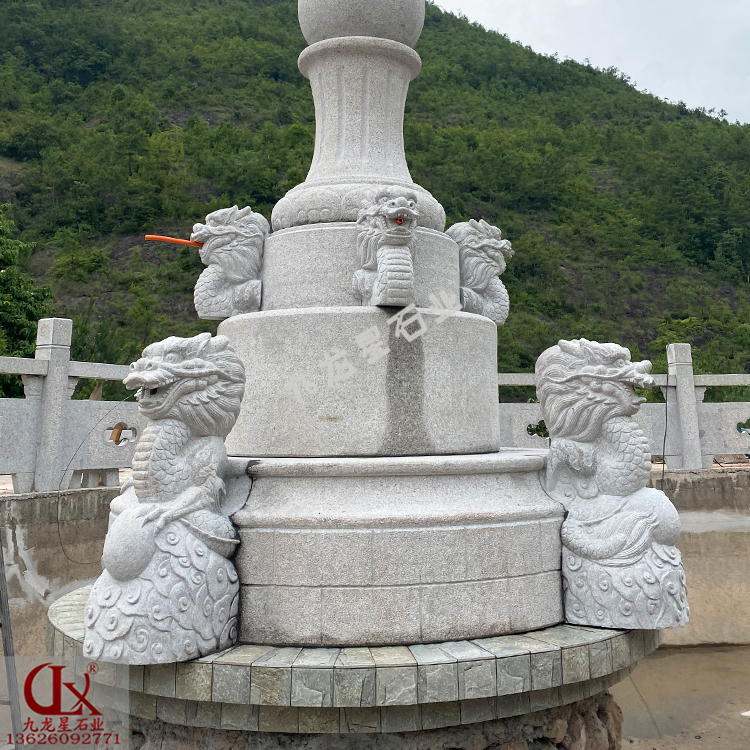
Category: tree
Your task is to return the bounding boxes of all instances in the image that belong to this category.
[0,204,51,396]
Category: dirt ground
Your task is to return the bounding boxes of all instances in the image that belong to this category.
[610,645,750,750]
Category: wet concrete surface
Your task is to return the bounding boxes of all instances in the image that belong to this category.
[611,645,750,749]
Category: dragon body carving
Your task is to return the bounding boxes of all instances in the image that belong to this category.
[352,189,419,307]
[536,339,689,629]
[192,205,269,320]
[446,219,514,325]
[83,333,246,664]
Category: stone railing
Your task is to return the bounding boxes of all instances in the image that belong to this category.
[0,318,143,493]
[498,343,750,470]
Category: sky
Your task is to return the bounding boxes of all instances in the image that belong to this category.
[435,0,750,124]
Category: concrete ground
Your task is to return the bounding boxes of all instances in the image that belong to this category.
[611,645,750,750]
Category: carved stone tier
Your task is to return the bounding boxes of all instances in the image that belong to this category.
[261,223,459,310]
[271,36,445,232]
[49,587,660,734]
[219,308,500,457]
[229,451,563,646]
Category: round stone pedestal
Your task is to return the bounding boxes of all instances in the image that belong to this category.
[233,451,563,646]
[219,308,501,457]
[48,589,658,743]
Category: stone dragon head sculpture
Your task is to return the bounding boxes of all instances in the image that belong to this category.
[125,332,245,439]
[353,188,419,307]
[446,219,513,324]
[191,205,270,320]
[536,339,654,445]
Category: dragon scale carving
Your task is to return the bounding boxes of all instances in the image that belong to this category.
[447,219,513,325]
[353,189,419,307]
[536,339,689,629]
[192,205,269,320]
[83,333,246,664]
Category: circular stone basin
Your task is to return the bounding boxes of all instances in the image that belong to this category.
[48,586,660,735]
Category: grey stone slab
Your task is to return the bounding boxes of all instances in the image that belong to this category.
[561,646,590,684]
[274,530,372,587]
[529,687,562,713]
[420,579,513,642]
[156,697,186,725]
[291,668,334,707]
[371,646,417,667]
[380,705,421,733]
[213,645,273,666]
[496,654,531,696]
[212,664,251,705]
[258,706,299,733]
[539,518,563,571]
[251,669,292,706]
[527,625,597,648]
[559,680,585,704]
[376,666,418,706]
[241,586,322,644]
[417,663,458,703]
[458,659,496,700]
[250,647,301,705]
[236,529,275,584]
[589,640,613,678]
[221,703,259,731]
[610,634,632,671]
[185,700,222,729]
[123,664,144,692]
[530,650,563,690]
[321,585,421,646]
[298,707,340,733]
[631,630,646,661]
[472,636,531,658]
[372,528,467,585]
[465,521,542,579]
[336,648,375,668]
[294,647,340,668]
[334,668,376,707]
[130,691,157,720]
[460,697,495,724]
[421,701,461,730]
[340,707,380,733]
[506,571,563,633]
[440,640,494,661]
[176,662,213,702]
[254,647,304,668]
[145,663,176,698]
[495,692,530,719]
[409,644,457,665]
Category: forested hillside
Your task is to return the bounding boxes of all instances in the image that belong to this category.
[2,0,750,400]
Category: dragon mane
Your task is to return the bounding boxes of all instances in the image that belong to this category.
[535,338,653,444]
[140,333,245,439]
[447,218,513,291]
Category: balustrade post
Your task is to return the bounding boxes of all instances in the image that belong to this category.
[665,343,705,470]
[32,318,73,492]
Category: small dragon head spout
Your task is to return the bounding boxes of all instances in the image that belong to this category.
[125,332,245,437]
[447,218,513,292]
[356,188,419,264]
[191,205,269,283]
[536,338,654,443]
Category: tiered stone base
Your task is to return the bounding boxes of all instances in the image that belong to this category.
[49,588,658,741]
[124,691,622,749]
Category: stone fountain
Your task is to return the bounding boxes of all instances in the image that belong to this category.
[48,1,687,746]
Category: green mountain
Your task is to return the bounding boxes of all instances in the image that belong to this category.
[2,0,750,400]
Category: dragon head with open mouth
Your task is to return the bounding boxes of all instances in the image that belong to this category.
[124,332,245,438]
